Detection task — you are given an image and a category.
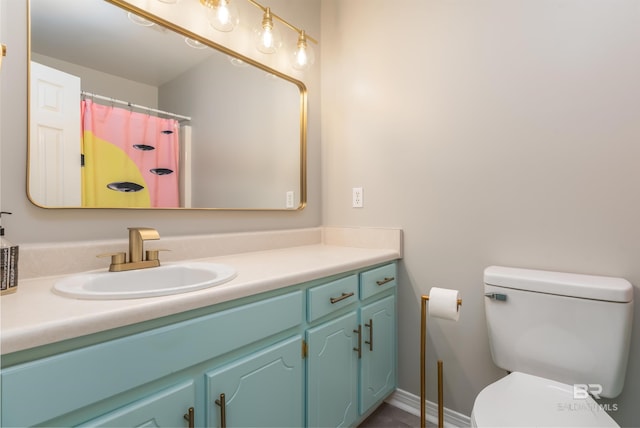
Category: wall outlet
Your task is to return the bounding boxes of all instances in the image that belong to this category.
[352,187,363,208]
[286,191,295,209]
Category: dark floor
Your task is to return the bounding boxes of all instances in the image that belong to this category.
[358,403,424,428]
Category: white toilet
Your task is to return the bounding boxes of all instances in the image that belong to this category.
[471,266,633,427]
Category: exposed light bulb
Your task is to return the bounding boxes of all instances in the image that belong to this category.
[291,30,315,71]
[201,0,239,32]
[254,8,282,54]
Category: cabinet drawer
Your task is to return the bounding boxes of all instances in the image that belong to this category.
[360,263,397,300]
[307,275,358,322]
[1,290,302,427]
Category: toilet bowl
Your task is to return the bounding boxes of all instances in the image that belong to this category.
[471,372,618,427]
[472,266,633,427]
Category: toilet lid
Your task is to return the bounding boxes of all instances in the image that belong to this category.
[471,372,619,427]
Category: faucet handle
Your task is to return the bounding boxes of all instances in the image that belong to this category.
[97,252,127,268]
[145,249,170,262]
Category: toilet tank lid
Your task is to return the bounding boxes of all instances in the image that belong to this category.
[484,266,633,303]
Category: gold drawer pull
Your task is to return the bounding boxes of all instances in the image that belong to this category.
[183,407,194,428]
[376,277,395,286]
[365,319,373,351]
[330,292,355,304]
[215,393,226,428]
[353,325,362,359]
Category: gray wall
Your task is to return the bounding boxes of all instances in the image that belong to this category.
[0,0,321,243]
[321,1,640,426]
[159,54,301,209]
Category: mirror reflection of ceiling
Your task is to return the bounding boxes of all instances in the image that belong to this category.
[28,0,307,211]
[30,0,209,86]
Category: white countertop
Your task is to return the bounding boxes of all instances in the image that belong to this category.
[1,244,400,355]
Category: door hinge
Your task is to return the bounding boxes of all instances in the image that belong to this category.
[302,339,307,359]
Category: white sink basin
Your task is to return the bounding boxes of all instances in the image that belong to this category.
[53,262,237,300]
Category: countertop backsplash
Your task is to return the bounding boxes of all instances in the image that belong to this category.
[18,227,402,280]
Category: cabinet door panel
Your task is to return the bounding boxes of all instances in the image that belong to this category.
[78,381,195,428]
[360,295,396,413]
[206,336,303,428]
[306,312,359,428]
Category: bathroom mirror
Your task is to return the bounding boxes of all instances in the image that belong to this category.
[27,0,306,210]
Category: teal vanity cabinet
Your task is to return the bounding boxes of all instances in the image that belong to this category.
[306,264,397,428]
[1,291,303,427]
[305,274,360,427]
[1,262,396,428]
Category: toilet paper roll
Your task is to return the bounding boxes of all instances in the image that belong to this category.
[428,287,461,321]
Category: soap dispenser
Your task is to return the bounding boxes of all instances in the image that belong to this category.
[1,211,19,295]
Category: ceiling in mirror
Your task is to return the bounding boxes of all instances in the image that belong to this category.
[28,0,307,210]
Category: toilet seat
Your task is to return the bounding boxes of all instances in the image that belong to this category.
[471,372,619,427]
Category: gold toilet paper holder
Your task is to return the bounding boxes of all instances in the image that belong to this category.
[420,295,462,428]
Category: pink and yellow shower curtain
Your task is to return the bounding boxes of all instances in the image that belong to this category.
[81,99,180,208]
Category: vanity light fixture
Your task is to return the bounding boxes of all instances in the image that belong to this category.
[291,30,315,71]
[245,0,317,70]
[196,0,318,70]
[200,0,239,32]
[254,7,282,54]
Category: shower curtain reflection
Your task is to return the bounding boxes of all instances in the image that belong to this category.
[81,99,180,208]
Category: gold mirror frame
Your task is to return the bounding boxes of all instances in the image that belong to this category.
[27,0,307,210]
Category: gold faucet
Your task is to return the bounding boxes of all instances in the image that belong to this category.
[100,227,162,272]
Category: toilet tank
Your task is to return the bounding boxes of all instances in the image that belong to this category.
[483,266,633,398]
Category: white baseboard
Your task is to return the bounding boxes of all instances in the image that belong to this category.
[385,388,471,428]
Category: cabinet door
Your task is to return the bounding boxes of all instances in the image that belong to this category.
[205,336,303,428]
[360,295,396,413]
[306,311,359,428]
[79,381,195,427]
